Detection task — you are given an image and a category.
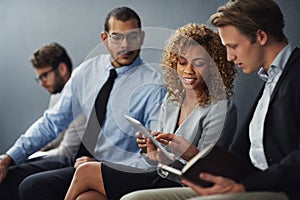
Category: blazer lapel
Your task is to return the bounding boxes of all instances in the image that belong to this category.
[165,102,180,133]
[269,48,300,104]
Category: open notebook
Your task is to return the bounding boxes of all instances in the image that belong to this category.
[157,144,260,187]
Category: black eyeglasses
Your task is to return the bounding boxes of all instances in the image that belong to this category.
[105,31,141,44]
[35,65,59,83]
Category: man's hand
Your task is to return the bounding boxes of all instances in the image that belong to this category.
[182,172,245,196]
[0,155,13,183]
[74,156,96,169]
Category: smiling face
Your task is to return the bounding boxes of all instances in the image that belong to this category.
[218,25,265,74]
[176,44,210,96]
[101,17,145,68]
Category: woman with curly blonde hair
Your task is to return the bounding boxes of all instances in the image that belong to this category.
[64,23,237,200]
[162,23,235,107]
[120,23,237,199]
[149,23,237,152]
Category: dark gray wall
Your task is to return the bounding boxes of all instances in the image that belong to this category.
[0,0,299,153]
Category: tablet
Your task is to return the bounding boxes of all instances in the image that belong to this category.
[124,114,174,161]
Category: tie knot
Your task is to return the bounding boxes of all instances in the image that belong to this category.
[109,69,117,79]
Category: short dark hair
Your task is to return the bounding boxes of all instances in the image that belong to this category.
[30,42,72,73]
[104,6,141,32]
[210,0,287,43]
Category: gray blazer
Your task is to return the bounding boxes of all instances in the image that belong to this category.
[156,95,237,150]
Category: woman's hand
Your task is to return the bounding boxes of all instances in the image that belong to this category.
[136,131,172,164]
[137,131,199,163]
[156,133,199,161]
[136,131,162,154]
[146,138,174,164]
[74,156,96,169]
[136,132,148,153]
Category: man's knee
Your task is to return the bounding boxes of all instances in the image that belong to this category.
[18,174,44,199]
[19,167,75,200]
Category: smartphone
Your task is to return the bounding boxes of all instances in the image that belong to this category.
[124,114,174,161]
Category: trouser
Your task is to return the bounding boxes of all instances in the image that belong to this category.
[188,192,289,200]
[121,187,289,200]
[0,156,72,200]
[19,166,75,200]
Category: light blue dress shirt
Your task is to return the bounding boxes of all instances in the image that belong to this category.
[7,55,167,170]
[249,43,295,170]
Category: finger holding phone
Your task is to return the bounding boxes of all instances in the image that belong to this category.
[155,133,199,161]
[136,131,171,163]
[146,133,174,164]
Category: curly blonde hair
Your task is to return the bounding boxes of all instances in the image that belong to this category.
[161,23,236,107]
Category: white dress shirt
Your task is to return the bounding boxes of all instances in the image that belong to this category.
[249,44,295,170]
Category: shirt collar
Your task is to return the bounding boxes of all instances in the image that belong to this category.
[257,43,295,82]
[106,56,143,76]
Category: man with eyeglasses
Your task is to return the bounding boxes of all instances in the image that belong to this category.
[105,30,141,45]
[34,62,63,94]
[0,43,85,200]
[30,42,84,157]
[33,43,71,95]
[0,6,166,200]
